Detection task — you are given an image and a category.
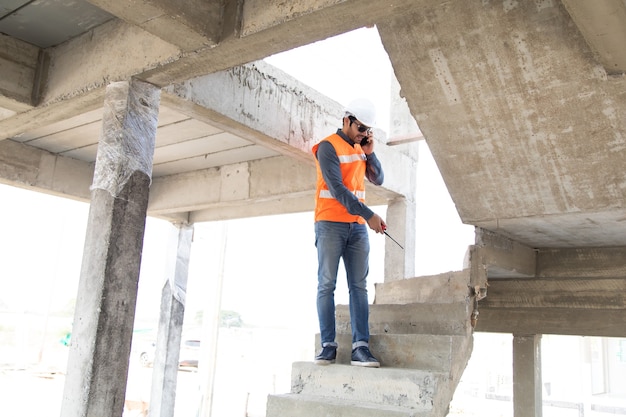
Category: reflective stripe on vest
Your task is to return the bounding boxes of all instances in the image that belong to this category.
[337,154,366,163]
[319,189,366,200]
[313,133,367,224]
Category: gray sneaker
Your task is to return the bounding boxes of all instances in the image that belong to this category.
[314,346,337,365]
[350,346,380,368]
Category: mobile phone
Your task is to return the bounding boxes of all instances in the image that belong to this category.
[360,137,369,146]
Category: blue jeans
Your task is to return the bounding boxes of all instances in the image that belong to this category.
[315,221,370,349]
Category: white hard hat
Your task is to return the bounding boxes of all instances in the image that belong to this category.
[344,98,377,127]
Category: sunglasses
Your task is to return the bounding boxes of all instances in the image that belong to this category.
[348,116,372,134]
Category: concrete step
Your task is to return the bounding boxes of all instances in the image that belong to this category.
[374,270,471,304]
[288,362,447,413]
[336,301,472,336]
[317,332,473,372]
[266,273,477,417]
[267,393,431,417]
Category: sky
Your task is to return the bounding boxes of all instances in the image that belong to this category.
[0,26,474,333]
[264,27,394,132]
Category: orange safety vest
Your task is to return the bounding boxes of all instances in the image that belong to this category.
[313,133,367,224]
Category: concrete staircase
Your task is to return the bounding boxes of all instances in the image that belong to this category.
[266,270,475,417]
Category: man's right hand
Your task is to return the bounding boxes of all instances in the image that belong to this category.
[367,213,387,234]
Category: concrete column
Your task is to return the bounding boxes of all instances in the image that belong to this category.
[198,222,228,417]
[389,75,422,143]
[384,196,416,281]
[60,79,160,417]
[513,334,543,417]
[149,222,194,417]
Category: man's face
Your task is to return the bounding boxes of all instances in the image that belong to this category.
[344,116,372,143]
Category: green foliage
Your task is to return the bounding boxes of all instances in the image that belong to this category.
[219,310,243,328]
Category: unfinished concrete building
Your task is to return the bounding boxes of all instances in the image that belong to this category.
[1,1,625,416]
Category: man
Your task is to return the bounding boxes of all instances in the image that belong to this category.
[312,98,386,368]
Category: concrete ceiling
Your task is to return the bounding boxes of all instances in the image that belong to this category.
[0,0,416,226]
[8,101,279,178]
[1,0,625,253]
[0,1,281,178]
[0,0,114,48]
[0,1,287,182]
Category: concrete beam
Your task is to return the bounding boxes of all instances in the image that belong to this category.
[148,155,316,215]
[164,62,415,199]
[191,193,315,223]
[140,0,423,86]
[44,20,179,105]
[0,139,93,201]
[476,228,537,278]
[1,0,421,142]
[536,247,626,278]
[0,88,105,142]
[241,0,358,37]
[162,62,338,165]
[475,276,626,337]
[479,277,626,310]
[86,0,222,51]
[0,34,39,110]
[475,307,626,338]
[469,228,536,298]
[562,0,626,74]
[0,138,310,222]
[0,137,185,222]
[0,123,394,225]
[0,20,178,141]
[0,129,368,222]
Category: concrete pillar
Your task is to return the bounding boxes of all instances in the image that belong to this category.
[384,196,416,281]
[513,334,543,417]
[389,75,422,143]
[60,79,160,417]
[149,222,194,417]
[198,222,228,417]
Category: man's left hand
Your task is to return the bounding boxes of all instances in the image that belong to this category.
[361,134,375,154]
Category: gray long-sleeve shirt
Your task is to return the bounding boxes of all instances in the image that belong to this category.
[315,129,384,221]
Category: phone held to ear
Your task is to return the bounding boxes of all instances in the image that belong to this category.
[360,137,369,146]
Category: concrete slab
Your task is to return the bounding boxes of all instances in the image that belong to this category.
[336,303,472,336]
[377,0,626,248]
[290,362,443,412]
[374,270,471,304]
[267,393,430,417]
[320,333,472,373]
